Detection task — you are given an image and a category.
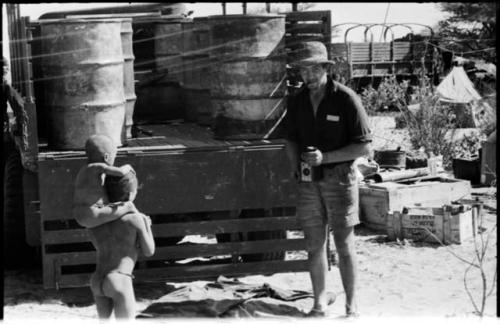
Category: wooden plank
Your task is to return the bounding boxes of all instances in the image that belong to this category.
[53,260,309,288]
[285,35,327,46]
[43,216,302,244]
[286,23,326,35]
[46,239,307,266]
[153,216,301,237]
[285,11,330,22]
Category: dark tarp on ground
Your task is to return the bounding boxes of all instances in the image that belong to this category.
[137,276,314,318]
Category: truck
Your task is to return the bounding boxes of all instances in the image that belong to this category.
[4,3,333,289]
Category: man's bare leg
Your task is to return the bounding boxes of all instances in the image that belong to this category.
[304,225,329,311]
[332,226,357,315]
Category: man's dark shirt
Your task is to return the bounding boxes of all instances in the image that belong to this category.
[285,77,372,156]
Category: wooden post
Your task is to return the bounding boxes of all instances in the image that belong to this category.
[266,3,271,13]
[292,3,298,11]
[222,2,226,15]
[242,2,247,14]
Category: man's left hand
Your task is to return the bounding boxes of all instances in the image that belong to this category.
[301,149,323,166]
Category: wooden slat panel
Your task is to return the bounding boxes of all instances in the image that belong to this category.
[54,260,309,288]
[43,216,302,244]
[154,216,301,237]
[285,35,327,45]
[285,11,330,22]
[286,23,325,34]
[148,239,307,260]
[47,239,307,266]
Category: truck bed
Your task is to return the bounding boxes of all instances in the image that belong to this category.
[38,123,287,159]
[36,123,303,289]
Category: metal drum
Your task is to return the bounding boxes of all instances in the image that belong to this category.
[206,15,287,140]
[154,18,184,81]
[40,19,125,149]
[181,18,213,125]
[120,18,137,140]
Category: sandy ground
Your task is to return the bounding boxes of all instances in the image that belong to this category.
[3,116,498,322]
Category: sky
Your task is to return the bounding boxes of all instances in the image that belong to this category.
[3,2,448,63]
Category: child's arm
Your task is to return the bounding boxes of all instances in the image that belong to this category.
[127,213,155,257]
[73,200,138,228]
[88,163,134,177]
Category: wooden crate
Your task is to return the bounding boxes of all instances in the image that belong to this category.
[359,177,472,230]
[387,204,478,244]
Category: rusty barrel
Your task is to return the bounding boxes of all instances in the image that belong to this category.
[120,18,136,140]
[181,18,213,125]
[154,18,184,81]
[40,19,125,149]
[206,15,287,140]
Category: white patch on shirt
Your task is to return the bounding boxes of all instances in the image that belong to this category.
[326,114,340,122]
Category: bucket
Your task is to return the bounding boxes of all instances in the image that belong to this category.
[120,19,137,140]
[374,150,407,169]
[40,19,125,149]
[453,157,481,185]
[206,15,287,139]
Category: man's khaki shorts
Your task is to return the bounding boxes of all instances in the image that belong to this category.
[296,161,360,229]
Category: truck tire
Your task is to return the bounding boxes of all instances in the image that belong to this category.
[3,151,36,269]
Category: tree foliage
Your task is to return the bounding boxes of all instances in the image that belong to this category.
[436,3,496,63]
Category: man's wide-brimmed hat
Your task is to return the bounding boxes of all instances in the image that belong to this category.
[289,41,334,67]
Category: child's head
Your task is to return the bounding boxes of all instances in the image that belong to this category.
[85,134,117,165]
[105,169,138,203]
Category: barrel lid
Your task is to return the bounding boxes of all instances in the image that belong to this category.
[144,16,188,23]
[37,18,128,24]
[205,14,285,19]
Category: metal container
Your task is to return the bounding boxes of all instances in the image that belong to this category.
[154,18,185,81]
[40,19,125,149]
[206,15,287,140]
[120,19,136,140]
[374,149,407,169]
[207,14,286,60]
[182,18,214,125]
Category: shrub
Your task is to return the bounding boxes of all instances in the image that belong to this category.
[398,76,458,169]
[450,132,486,160]
[360,75,410,114]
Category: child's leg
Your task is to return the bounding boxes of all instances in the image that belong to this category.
[94,295,114,319]
[90,273,113,318]
[102,272,136,319]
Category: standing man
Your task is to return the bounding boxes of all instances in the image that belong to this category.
[284,42,372,317]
